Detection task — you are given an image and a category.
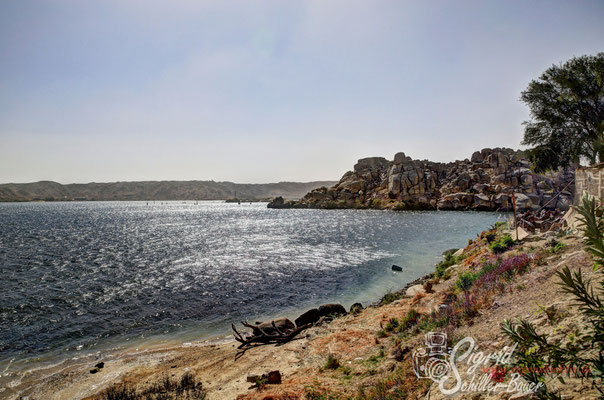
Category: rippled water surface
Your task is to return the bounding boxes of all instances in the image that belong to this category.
[0,201,502,368]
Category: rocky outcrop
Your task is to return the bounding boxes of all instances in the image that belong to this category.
[268,148,574,211]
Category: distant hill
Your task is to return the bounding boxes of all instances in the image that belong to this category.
[0,180,338,202]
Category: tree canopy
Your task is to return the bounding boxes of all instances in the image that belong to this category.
[521,53,604,172]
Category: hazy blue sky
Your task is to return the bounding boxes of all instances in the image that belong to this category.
[1,1,603,184]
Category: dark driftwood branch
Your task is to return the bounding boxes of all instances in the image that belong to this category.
[231,321,312,351]
[271,321,285,336]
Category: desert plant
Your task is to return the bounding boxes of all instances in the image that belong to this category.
[304,384,343,400]
[456,271,478,291]
[493,221,508,230]
[101,385,137,400]
[546,239,567,254]
[371,198,385,208]
[491,234,515,254]
[324,353,341,370]
[385,318,399,332]
[398,308,420,332]
[502,194,604,399]
[97,372,207,400]
[380,290,403,305]
[576,192,604,268]
[436,252,458,277]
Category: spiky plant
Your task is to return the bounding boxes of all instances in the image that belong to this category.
[501,193,604,399]
[575,192,604,268]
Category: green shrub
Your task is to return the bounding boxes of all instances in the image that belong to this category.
[371,198,385,208]
[97,372,207,400]
[456,271,478,291]
[436,253,458,277]
[366,349,386,365]
[485,231,497,243]
[324,353,341,370]
[550,241,567,254]
[380,290,403,305]
[393,201,407,210]
[385,318,399,332]
[494,221,507,229]
[491,234,515,254]
[501,235,515,247]
[398,309,420,332]
[304,385,343,400]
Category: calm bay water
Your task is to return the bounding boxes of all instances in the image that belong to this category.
[0,201,502,371]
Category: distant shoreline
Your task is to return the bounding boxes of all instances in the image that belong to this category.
[0,180,337,202]
[0,199,270,203]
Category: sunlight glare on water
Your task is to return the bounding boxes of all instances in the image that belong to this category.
[0,201,502,367]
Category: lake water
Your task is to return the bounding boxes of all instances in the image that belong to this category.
[0,201,502,377]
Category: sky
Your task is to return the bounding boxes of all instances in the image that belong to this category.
[1,1,603,184]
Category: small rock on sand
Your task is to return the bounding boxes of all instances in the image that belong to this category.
[405,284,425,297]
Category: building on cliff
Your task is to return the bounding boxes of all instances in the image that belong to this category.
[575,163,604,203]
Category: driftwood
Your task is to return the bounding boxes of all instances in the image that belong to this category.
[232,304,347,360]
[516,209,566,232]
[232,320,311,350]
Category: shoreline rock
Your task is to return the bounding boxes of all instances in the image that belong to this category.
[268,148,574,212]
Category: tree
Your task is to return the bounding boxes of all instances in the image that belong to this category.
[521,53,604,172]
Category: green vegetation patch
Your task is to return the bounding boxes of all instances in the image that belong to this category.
[490,234,515,254]
[436,252,459,278]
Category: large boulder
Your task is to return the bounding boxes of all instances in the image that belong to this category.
[438,193,474,210]
[318,304,347,318]
[252,318,295,336]
[513,193,533,210]
[425,172,437,192]
[474,193,493,209]
[406,169,421,186]
[311,190,328,201]
[393,152,407,164]
[406,284,425,297]
[388,173,402,195]
[471,151,484,163]
[520,174,533,188]
[345,180,365,193]
[454,172,472,191]
[349,303,364,314]
[354,157,389,172]
[493,193,510,208]
[267,196,294,209]
[295,308,321,327]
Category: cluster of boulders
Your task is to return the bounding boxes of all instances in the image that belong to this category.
[268,148,574,212]
[245,303,357,336]
[294,303,349,327]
